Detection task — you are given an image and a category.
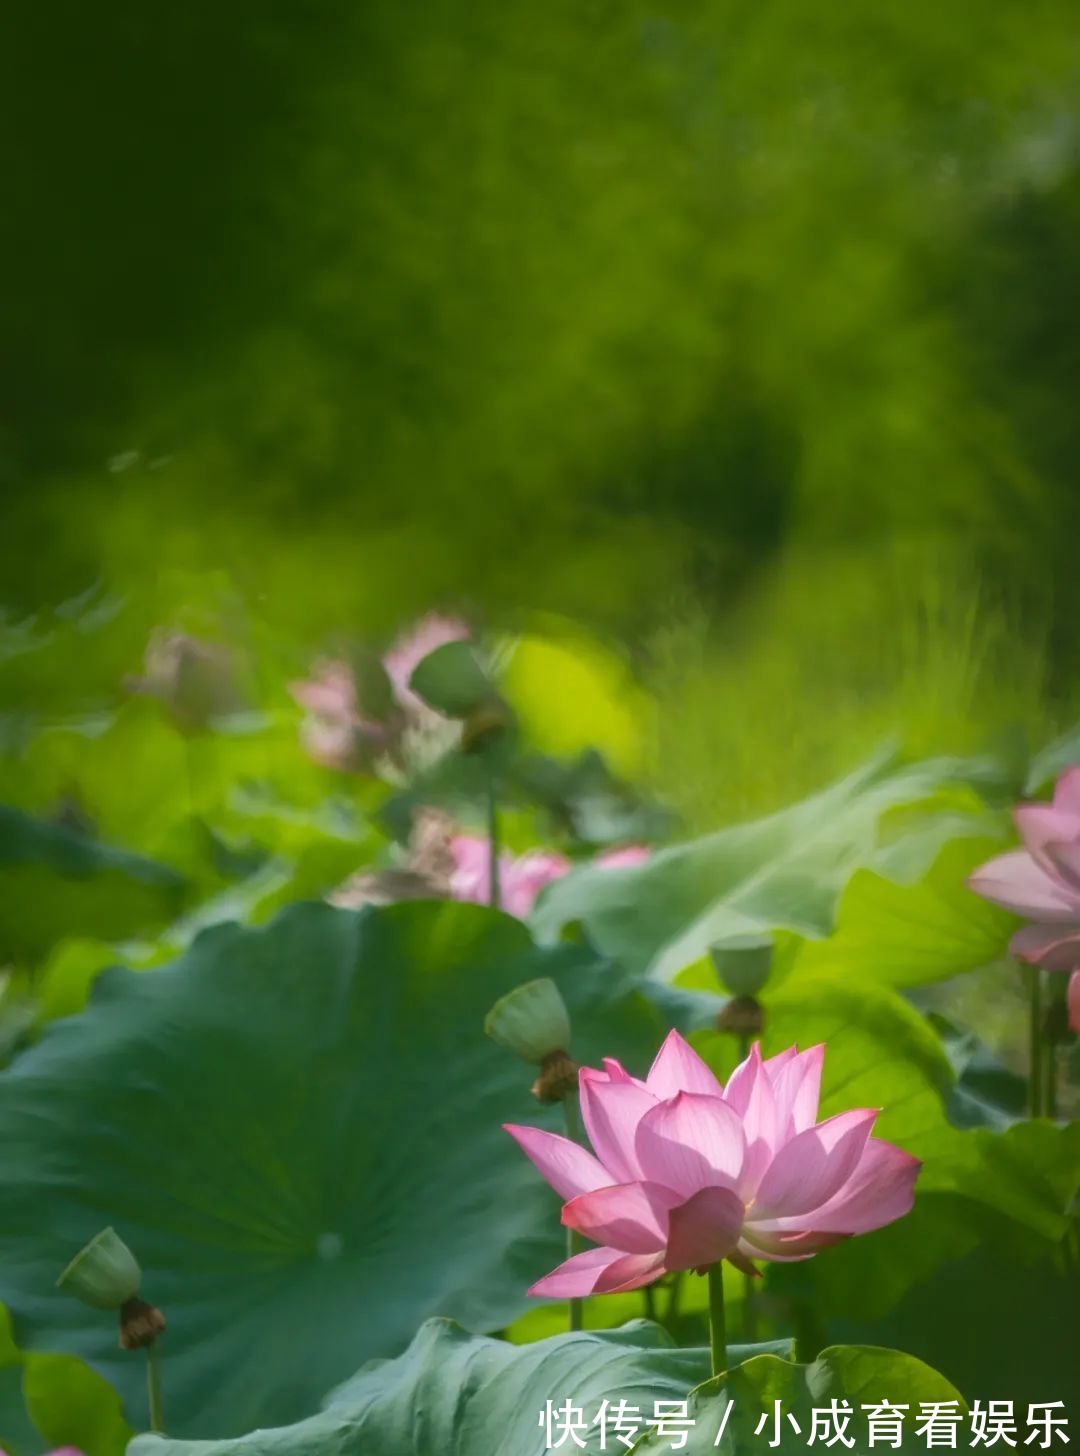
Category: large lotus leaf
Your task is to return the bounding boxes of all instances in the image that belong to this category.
[531,754,985,980]
[129,1319,715,1455]
[718,973,1080,1329]
[630,1347,965,1453]
[0,806,185,963]
[0,900,682,1438]
[791,833,1017,988]
[832,1236,1080,1410]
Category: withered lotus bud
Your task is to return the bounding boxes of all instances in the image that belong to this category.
[716,995,766,1038]
[531,1050,581,1105]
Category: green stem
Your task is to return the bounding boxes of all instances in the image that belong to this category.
[666,1270,684,1327]
[486,773,501,910]
[642,1282,657,1322]
[1044,1038,1057,1120]
[563,1094,584,1332]
[1029,965,1043,1118]
[707,1262,726,1379]
[742,1269,758,1342]
[146,1340,164,1433]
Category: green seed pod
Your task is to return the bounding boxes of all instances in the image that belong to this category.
[484,978,572,1065]
[709,935,774,997]
[57,1227,142,1310]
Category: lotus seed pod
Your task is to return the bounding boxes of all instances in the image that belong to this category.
[57,1227,141,1310]
[484,978,572,1065]
[709,935,774,997]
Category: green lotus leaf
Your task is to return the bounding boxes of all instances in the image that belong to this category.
[0,806,186,963]
[630,1346,965,1453]
[792,833,1017,988]
[127,1320,784,1455]
[0,900,681,1437]
[531,753,986,980]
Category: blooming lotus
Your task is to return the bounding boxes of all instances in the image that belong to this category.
[449,837,650,919]
[968,766,1080,972]
[505,1031,919,1295]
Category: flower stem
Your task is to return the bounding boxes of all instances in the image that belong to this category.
[1044,1039,1057,1120]
[486,772,501,910]
[563,1094,584,1332]
[146,1340,164,1433]
[666,1270,684,1327]
[642,1282,657,1322]
[1028,965,1043,1118]
[707,1261,726,1379]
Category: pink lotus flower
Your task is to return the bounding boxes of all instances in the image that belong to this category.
[288,658,390,773]
[450,837,571,918]
[382,613,471,717]
[968,767,1080,972]
[449,838,651,918]
[1069,971,1080,1034]
[505,1031,919,1296]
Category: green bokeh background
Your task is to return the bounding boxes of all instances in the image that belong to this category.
[5,0,1080,813]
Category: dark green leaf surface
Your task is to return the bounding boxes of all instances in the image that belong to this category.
[0,900,677,1437]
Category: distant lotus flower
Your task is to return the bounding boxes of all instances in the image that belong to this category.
[291,615,470,772]
[1069,972,1080,1034]
[127,629,243,734]
[288,658,390,773]
[449,836,570,918]
[505,1031,919,1296]
[448,837,650,918]
[968,767,1080,972]
[382,613,471,717]
[0,1450,85,1456]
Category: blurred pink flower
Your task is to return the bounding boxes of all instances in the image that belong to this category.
[1069,972,1080,1034]
[383,613,470,716]
[968,766,1080,972]
[449,836,570,919]
[505,1030,919,1295]
[448,838,651,918]
[288,658,390,773]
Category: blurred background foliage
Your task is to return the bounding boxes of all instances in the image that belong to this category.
[4,0,1080,817]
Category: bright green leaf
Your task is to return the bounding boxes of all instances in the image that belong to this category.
[630,1347,965,1453]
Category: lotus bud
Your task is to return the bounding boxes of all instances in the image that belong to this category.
[709,935,774,997]
[485,978,572,1066]
[57,1227,141,1310]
